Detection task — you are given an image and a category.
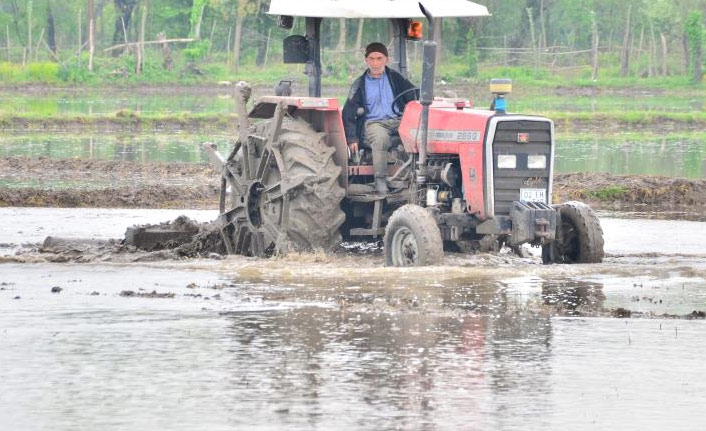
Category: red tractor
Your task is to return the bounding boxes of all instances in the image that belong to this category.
[203,0,604,266]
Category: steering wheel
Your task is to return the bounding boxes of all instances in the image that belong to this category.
[391,87,420,117]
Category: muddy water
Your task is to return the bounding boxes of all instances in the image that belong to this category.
[0,134,233,168]
[2,131,704,179]
[1,207,706,429]
[3,89,706,179]
[555,133,706,179]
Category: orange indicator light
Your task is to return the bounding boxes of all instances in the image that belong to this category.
[408,21,423,40]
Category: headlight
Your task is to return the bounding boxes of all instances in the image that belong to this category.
[527,155,546,169]
[497,154,516,169]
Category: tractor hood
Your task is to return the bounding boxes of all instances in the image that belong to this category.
[268,0,490,18]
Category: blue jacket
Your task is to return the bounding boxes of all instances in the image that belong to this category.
[342,67,416,145]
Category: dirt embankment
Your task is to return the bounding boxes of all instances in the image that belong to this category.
[0,157,220,209]
[553,172,706,216]
[1,156,705,216]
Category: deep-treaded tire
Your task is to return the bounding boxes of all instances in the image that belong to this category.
[542,201,604,264]
[219,117,345,256]
[384,204,443,267]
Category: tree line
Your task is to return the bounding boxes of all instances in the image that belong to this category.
[0,0,704,82]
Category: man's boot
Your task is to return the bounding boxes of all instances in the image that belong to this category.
[372,150,389,194]
[374,175,389,194]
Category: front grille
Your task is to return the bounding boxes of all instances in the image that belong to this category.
[491,119,552,216]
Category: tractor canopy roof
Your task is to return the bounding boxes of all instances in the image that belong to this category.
[268,0,490,19]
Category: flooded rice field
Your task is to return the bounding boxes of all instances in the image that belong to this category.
[1,207,706,430]
[2,87,706,428]
[3,86,705,116]
[0,89,236,116]
[0,133,233,168]
[2,131,705,179]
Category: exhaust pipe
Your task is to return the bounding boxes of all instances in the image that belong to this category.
[417,4,436,203]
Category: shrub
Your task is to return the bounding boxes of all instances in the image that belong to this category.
[183,40,211,62]
[27,62,60,82]
[0,62,23,81]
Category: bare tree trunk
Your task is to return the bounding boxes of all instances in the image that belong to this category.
[77,7,81,66]
[660,32,668,76]
[27,0,32,58]
[34,28,43,61]
[620,4,631,77]
[682,35,690,74]
[263,27,272,67]
[526,8,538,71]
[233,14,243,70]
[88,0,95,71]
[591,13,599,80]
[539,0,547,50]
[6,25,11,62]
[208,20,216,56]
[608,28,614,51]
[647,38,654,77]
[355,19,364,50]
[336,18,346,51]
[503,35,508,66]
[193,4,205,40]
[157,32,172,69]
[226,25,231,65]
[113,0,137,50]
[136,1,147,73]
[46,1,56,57]
[649,22,656,77]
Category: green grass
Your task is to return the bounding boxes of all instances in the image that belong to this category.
[0,51,703,91]
[586,186,629,201]
[539,110,706,125]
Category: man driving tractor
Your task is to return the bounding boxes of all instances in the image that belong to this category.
[342,42,416,193]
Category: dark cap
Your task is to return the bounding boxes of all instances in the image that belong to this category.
[365,42,388,58]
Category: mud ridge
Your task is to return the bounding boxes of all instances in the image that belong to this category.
[1,156,705,215]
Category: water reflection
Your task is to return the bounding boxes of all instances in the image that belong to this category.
[221,307,551,429]
[0,134,234,163]
[0,90,236,116]
[555,133,706,178]
[1,258,704,430]
[218,276,578,429]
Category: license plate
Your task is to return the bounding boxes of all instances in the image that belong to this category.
[520,188,546,203]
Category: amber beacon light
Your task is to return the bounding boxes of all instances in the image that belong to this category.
[408,20,423,40]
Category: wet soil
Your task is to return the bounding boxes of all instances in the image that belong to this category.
[2,156,705,216]
[553,172,706,217]
[0,156,220,209]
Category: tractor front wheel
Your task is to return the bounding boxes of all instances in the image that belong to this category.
[384,205,443,267]
[542,201,604,264]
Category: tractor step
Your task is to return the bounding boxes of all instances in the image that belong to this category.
[349,228,385,237]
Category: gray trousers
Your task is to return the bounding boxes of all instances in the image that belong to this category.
[364,118,400,179]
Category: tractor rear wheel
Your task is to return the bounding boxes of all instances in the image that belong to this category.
[542,201,604,264]
[384,204,443,267]
[219,117,345,256]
